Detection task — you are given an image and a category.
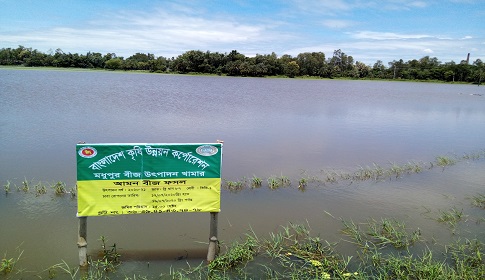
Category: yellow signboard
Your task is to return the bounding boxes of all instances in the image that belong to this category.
[77,143,223,217]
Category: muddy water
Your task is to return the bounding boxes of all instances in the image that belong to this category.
[1,68,484,278]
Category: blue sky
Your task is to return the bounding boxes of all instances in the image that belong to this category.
[0,0,483,65]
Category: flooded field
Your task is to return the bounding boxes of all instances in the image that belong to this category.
[1,68,484,278]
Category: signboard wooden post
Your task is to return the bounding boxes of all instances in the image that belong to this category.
[76,143,223,266]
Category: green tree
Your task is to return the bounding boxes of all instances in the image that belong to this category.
[285,61,300,78]
[105,58,123,70]
[296,52,326,77]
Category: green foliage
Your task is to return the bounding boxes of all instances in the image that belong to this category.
[3,45,484,82]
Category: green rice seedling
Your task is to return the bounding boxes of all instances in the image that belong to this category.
[34,183,47,196]
[0,249,23,275]
[298,177,307,191]
[470,193,485,209]
[19,178,31,192]
[277,174,291,187]
[267,176,279,189]
[224,180,245,192]
[404,161,423,174]
[321,169,340,183]
[355,164,385,181]
[0,257,14,274]
[435,155,456,168]
[3,181,10,194]
[69,186,77,199]
[372,163,385,180]
[354,165,373,181]
[250,175,262,188]
[462,152,481,160]
[52,181,67,195]
[388,162,404,179]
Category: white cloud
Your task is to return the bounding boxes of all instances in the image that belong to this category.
[350,31,431,40]
[408,1,428,8]
[0,9,287,57]
[292,0,353,12]
[322,19,356,29]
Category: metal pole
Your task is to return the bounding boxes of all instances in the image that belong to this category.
[78,216,88,266]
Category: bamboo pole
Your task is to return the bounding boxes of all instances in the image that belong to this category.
[78,216,88,267]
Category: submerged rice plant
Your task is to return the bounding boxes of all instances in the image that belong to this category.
[3,180,10,194]
[250,175,262,188]
[223,180,245,192]
[51,181,67,195]
[470,193,485,209]
[267,174,291,189]
[435,155,456,168]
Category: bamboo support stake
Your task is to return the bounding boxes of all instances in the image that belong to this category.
[207,212,219,262]
[78,216,88,267]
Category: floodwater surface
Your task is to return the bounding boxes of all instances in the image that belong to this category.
[1,68,484,278]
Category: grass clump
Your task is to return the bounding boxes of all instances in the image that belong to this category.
[437,207,465,229]
[208,234,258,271]
[367,218,421,249]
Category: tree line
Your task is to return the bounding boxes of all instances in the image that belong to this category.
[0,45,483,83]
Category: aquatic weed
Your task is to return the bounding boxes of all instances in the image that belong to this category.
[367,218,421,249]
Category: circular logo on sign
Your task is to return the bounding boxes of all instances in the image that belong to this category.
[196,145,218,156]
[78,147,97,158]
